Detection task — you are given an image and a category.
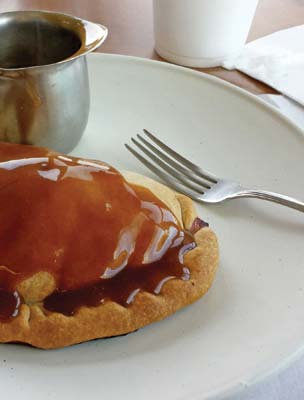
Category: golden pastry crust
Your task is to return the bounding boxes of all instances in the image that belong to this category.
[0,172,219,349]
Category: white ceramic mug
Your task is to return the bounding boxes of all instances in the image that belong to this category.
[153,0,259,67]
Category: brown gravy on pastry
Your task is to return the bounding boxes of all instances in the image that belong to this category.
[0,143,196,320]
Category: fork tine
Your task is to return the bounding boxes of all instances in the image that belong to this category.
[125,144,200,200]
[143,129,218,184]
[131,138,203,194]
[137,134,211,189]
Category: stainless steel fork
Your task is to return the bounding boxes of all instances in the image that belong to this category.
[125,129,304,213]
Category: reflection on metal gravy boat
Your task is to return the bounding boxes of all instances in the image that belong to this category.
[0,10,107,152]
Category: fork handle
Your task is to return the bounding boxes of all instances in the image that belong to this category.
[236,190,304,213]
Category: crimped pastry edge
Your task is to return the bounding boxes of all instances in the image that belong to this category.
[0,172,219,349]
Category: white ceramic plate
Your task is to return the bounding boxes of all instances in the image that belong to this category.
[1,54,303,400]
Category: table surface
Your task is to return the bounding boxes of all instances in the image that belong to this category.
[1,0,304,94]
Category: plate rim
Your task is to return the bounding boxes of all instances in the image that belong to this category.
[88,52,304,141]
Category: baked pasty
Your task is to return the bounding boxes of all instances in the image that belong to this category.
[0,142,219,349]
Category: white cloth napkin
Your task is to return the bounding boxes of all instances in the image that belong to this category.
[223,25,304,107]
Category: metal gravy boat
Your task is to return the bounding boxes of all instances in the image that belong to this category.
[0,10,107,152]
